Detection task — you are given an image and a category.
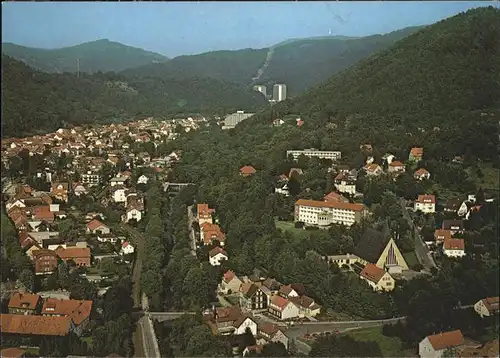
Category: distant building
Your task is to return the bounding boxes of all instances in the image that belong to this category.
[222,111,254,130]
[253,85,267,97]
[294,199,367,227]
[273,84,287,102]
[286,148,342,161]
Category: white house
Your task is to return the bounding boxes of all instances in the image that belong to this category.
[123,208,142,223]
[474,297,499,318]
[256,324,289,350]
[233,316,258,336]
[97,234,119,244]
[86,219,110,235]
[120,242,135,255]
[268,295,300,321]
[112,187,127,203]
[137,175,149,185]
[219,270,243,294]
[414,194,436,214]
[209,247,228,266]
[414,168,431,180]
[442,238,466,258]
[419,330,464,358]
[110,176,128,187]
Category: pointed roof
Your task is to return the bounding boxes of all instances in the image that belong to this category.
[354,224,391,263]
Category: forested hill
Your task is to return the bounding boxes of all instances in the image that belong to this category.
[121,26,423,94]
[1,39,169,74]
[172,6,500,187]
[1,55,267,138]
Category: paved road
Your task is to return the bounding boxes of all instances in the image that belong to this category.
[139,314,161,358]
[187,205,197,256]
[400,201,437,271]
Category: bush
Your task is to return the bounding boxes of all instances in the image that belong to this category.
[305,226,319,231]
[294,221,305,229]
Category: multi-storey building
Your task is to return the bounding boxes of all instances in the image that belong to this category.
[80,171,101,186]
[286,148,342,161]
[273,84,287,102]
[414,194,436,214]
[294,199,367,227]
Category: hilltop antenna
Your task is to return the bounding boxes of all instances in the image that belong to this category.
[77,58,80,79]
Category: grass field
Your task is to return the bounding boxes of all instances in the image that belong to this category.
[275,220,309,239]
[344,326,415,357]
[402,251,420,270]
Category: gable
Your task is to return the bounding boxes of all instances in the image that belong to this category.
[375,238,409,270]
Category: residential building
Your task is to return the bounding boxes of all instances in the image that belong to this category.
[460,339,499,357]
[359,264,396,292]
[442,238,466,258]
[239,282,268,312]
[50,182,69,202]
[200,223,226,246]
[253,85,267,97]
[197,203,215,225]
[256,324,289,350]
[32,249,59,275]
[272,118,284,127]
[8,292,42,315]
[137,174,149,185]
[81,171,100,186]
[0,314,74,337]
[474,297,499,318]
[209,247,228,266]
[278,283,305,299]
[268,295,300,320]
[434,230,452,244]
[334,173,356,195]
[442,220,464,235]
[110,176,128,187]
[294,199,367,227]
[273,84,287,102]
[222,111,254,130]
[72,182,87,196]
[41,298,92,336]
[204,306,257,336]
[240,165,257,177]
[409,147,424,162]
[289,295,322,318]
[414,168,431,180]
[112,186,127,203]
[219,270,243,295]
[388,161,406,174]
[86,219,110,235]
[419,330,464,358]
[364,163,384,176]
[414,194,436,214]
[0,347,26,358]
[286,148,341,161]
[120,242,135,255]
[55,247,91,267]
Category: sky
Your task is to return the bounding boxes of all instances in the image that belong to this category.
[2,1,498,58]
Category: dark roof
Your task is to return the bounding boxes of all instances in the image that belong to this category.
[354,223,391,263]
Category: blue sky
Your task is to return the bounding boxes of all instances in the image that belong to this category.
[2,1,498,57]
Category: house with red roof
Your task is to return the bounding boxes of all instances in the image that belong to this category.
[268,295,300,320]
[443,238,465,258]
[200,223,226,246]
[474,297,499,318]
[240,165,256,177]
[86,219,110,235]
[41,298,92,336]
[409,147,424,162]
[388,160,406,174]
[323,191,349,203]
[256,323,289,350]
[218,270,243,295]
[120,242,135,255]
[414,168,431,180]
[418,329,480,358]
[8,292,42,315]
[209,247,228,266]
[359,264,396,292]
[414,194,436,214]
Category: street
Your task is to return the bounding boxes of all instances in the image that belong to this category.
[400,200,437,271]
[187,205,197,256]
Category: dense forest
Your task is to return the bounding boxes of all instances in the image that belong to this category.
[1,55,267,137]
[1,39,169,73]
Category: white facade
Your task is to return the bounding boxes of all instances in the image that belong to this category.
[295,200,365,227]
[415,200,436,214]
[234,317,258,336]
[443,248,466,258]
[287,149,342,161]
[269,301,300,320]
[273,84,287,102]
[124,208,142,223]
[137,175,149,184]
[209,252,228,266]
[113,188,127,203]
[419,337,443,358]
[335,180,356,195]
[121,243,135,255]
[81,172,100,186]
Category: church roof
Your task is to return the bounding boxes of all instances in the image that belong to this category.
[354,223,391,263]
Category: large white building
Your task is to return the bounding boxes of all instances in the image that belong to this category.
[253,85,267,97]
[81,171,101,186]
[273,84,287,102]
[414,194,436,214]
[222,111,254,130]
[286,148,342,161]
[294,199,367,227]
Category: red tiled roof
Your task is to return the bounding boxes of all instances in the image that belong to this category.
[0,314,72,336]
[240,165,256,175]
[389,161,405,167]
[410,147,424,157]
[360,263,386,284]
[55,247,91,260]
[434,229,452,242]
[415,168,429,176]
[0,347,26,358]
[295,199,366,212]
[417,194,436,204]
[270,295,290,310]
[427,329,464,350]
[223,270,236,283]
[87,219,106,231]
[443,238,465,251]
[41,298,92,326]
[323,192,349,203]
[8,292,41,310]
[209,246,227,258]
[482,297,499,313]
